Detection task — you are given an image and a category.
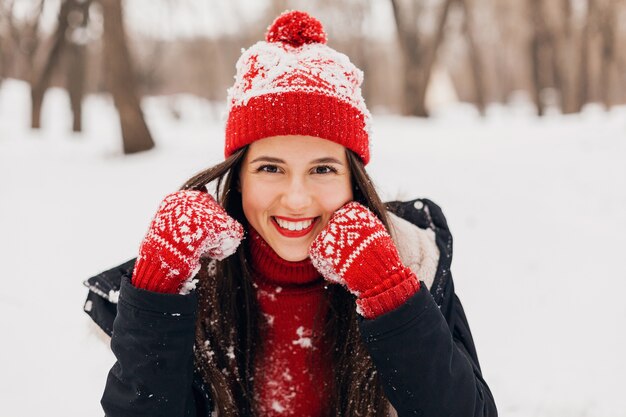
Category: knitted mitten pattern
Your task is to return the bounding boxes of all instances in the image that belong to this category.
[309,202,420,318]
[132,190,244,293]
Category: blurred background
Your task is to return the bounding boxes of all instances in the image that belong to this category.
[3,0,626,142]
[0,0,625,416]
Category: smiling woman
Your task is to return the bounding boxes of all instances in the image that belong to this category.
[84,10,497,417]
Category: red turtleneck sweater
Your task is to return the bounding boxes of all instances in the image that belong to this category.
[248,229,333,416]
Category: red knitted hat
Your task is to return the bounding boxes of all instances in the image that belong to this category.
[225,10,372,165]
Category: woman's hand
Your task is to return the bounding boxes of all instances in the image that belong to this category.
[309,201,420,318]
[132,190,244,293]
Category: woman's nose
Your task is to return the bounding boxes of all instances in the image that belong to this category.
[281,178,313,212]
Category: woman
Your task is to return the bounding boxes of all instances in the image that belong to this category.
[84,10,497,417]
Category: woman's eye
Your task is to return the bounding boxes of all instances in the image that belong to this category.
[257,164,280,173]
[312,165,337,175]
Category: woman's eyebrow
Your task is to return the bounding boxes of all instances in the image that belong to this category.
[249,156,285,164]
[310,157,343,165]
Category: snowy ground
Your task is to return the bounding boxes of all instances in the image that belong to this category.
[1,79,625,416]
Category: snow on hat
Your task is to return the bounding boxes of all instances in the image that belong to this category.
[225,10,372,165]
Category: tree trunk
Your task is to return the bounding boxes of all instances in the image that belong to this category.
[30,0,71,129]
[528,0,547,116]
[492,0,512,103]
[390,0,422,116]
[417,0,453,116]
[391,0,453,117]
[402,34,427,117]
[67,43,86,132]
[599,0,616,110]
[560,0,574,113]
[66,1,91,132]
[458,0,486,116]
[549,0,577,114]
[101,0,154,154]
[576,0,593,112]
[4,0,44,81]
[0,2,9,82]
[0,34,5,84]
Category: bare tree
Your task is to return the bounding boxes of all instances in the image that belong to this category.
[528,0,550,116]
[100,0,154,154]
[30,0,73,129]
[31,0,76,129]
[0,2,11,81]
[488,0,516,104]
[457,0,486,115]
[390,0,454,117]
[66,0,92,132]
[546,0,574,113]
[598,0,617,109]
[576,0,595,111]
[614,1,626,102]
[0,0,44,81]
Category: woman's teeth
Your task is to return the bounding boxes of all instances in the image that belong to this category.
[275,218,314,231]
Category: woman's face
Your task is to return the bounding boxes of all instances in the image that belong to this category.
[239,135,353,262]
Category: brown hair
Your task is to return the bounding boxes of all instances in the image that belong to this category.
[182,148,392,416]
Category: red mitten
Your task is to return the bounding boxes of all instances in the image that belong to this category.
[132,190,244,293]
[309,202,420,318]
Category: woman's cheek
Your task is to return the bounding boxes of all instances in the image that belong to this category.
[315,180,353,214]
[242,179,275,220]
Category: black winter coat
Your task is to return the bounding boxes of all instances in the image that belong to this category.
[84,198,498,416]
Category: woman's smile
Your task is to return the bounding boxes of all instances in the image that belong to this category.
[271,216,320,237]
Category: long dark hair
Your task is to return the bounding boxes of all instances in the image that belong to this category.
[182,147,392,416]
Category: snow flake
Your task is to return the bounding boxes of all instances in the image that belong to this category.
[263,313,275,327]
[107,289,119,304]
[227,345,236,360]
[271,400,286,413]
[258,289,277,301]
[179,277,198,295]
[292,326,313,348]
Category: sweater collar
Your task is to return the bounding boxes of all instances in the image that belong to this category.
[248,227,321,286]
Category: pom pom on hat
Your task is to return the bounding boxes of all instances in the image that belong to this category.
[225,10,372,165]
[265,10,328,46]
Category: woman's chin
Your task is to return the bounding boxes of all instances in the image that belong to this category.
[273,246,310,262]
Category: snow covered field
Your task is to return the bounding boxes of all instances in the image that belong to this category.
[1,79,625,416]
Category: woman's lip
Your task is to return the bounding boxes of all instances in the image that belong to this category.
[274,216,317,222]
[271,216,319,238]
